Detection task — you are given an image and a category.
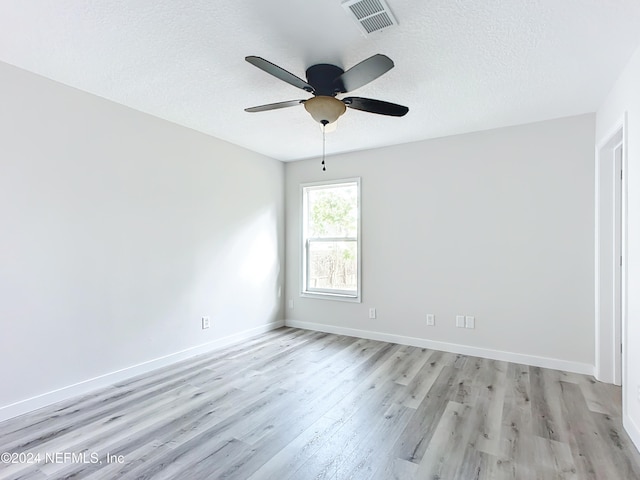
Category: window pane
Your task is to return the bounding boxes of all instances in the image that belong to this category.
[307,184,358,238]
[307,240,357,292]
[301,178,360,301]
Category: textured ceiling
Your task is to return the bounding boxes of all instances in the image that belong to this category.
[1,1,640,161]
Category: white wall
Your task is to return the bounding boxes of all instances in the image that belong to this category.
[0,62,285,418]
[286,114,595,372]
[596,43,640,450]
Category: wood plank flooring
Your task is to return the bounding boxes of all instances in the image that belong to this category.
[1,327,639,479]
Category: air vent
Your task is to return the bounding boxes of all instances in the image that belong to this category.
[342,0,398,36]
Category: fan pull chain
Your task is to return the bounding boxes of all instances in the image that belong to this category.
[321,121,327,171]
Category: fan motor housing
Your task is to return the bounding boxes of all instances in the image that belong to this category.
[305,64,345,96]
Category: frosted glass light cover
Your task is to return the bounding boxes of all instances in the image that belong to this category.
[304,96,346,124]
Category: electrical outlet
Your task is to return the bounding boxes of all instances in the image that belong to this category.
[369,308,377,319]
[456,315,465,328]
[426,314,435,326]
[465,316,475,329]
[201,316,210,329]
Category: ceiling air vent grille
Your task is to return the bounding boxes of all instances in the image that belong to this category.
[342,0,398,36]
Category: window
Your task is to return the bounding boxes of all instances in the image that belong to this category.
[301,178,361,302]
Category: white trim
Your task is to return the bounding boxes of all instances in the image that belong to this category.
[0,320,284,423]
[285,319,594,376]
[594,130,601,378]
[624,415,640,455]
[300,291,361,303]
[594,112,628,386]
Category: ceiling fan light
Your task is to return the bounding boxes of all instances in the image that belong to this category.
[304,96,346,124]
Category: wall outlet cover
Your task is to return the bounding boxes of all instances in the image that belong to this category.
[456,315,465,328]
[465,316,475,329]
[426,314,435,326]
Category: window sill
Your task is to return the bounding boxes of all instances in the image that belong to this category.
[300,291,361,303]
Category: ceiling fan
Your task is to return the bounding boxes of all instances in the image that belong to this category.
[244,54,409,126]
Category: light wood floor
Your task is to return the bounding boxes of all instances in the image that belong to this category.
[1,327,639,479]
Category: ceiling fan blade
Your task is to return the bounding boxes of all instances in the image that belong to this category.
[244,99,306,113]
[245,56,314,93]
[342,97,409,117]
[334,54,394,93]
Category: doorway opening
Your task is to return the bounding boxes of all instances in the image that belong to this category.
[595,118,626,386]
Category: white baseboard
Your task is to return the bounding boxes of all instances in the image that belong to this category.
[285,319,594,376]
[0,320,284,423]
[624,414,640,454]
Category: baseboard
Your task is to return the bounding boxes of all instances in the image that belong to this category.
[0,320,284,423]
[285,319,594,376]
[624,414,640,454]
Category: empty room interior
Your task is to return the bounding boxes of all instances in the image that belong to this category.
[2,1,640,479]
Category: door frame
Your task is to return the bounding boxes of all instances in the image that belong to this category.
[595,113,627,387]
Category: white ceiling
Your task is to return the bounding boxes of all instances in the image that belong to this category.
[1,1,640,161]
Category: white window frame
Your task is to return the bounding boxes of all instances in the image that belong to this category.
[300,177,361,303]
